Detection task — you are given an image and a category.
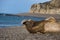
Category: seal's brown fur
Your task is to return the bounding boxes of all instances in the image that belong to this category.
[22,17,60,34]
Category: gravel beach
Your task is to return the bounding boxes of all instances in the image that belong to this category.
[0,25,60,40]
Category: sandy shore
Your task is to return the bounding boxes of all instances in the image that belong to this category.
[0,26,60,40]
[0,14,60,40]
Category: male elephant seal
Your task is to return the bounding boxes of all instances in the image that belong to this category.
[22,17,60,34]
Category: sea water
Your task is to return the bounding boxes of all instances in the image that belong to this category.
[0,15,45,28]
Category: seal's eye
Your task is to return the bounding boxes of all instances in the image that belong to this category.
[23,22,26,24]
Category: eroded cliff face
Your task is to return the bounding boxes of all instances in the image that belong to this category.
[30,0,60,14]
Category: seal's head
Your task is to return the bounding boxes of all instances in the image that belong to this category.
[21,19,34,26]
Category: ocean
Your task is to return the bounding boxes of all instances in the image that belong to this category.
[0,14,45,28]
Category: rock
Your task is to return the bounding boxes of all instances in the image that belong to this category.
[30,0,60,14]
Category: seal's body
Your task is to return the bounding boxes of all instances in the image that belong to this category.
[44,21,60,33]
[22,17,60,34]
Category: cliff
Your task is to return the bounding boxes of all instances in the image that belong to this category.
[30,0,60,14]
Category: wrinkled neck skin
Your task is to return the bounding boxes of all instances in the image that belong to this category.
[25,24,33,31]
[25,20,48,30]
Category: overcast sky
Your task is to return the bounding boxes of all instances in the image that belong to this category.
[0,0,50,14]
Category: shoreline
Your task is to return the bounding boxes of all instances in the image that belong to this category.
[0,14,60,40]
[1,13,60,18]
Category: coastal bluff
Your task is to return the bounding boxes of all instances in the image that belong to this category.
[30,0,60,14]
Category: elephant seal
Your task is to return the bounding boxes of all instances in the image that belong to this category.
[22,17,60,34]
